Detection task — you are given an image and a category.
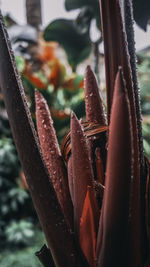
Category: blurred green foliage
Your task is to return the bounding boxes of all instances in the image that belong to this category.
[44,19,92,71]
[44,0,101,71]
[0,230,45,267]
[0,114,39,252]
[43,0,150,73]
[0,1,150,265]
[0,24,86,265]
[138,54,150,115]
[0,138,18,177]
[143,124,150,159]
[138,53,150,159]
[5,220,34,245]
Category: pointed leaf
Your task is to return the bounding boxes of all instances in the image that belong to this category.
[84,65,106,125]
[80,186,99,267]
[35,90,73,228]
[70,112,94,234]
[0,12,83,267]
[35,244,55,267]
[124,1,148,258]
[124,0,144,163]
[100,0,138,125]
[96,68,142,267]
[99,5,145,257]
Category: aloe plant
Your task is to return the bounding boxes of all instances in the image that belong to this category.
[0,0,149,267]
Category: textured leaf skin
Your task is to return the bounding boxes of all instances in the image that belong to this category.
[96,68,142,267]
[124,0,148,259]
[84,65,107,182]
[99,3,147,261]
[84,65,106,125]
[35,90,73,229]
[0,12,86,267]
[80,186,99,267]
[70,112,94,235]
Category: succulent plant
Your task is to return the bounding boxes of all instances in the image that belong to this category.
[0,0,149,267]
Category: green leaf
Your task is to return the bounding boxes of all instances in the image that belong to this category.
[133,0,150,31]
[44,19,92,70]
[75,7,94,34]
[5,220,34,245]
[15,56,25,73]
[9,188,29,204]
[142,123,150,138]
[65,0,99,11]
[142,102,150,115]
[65,0,101,29]
[65,0,150,31]
[0,230,45,267]
[0,138,18,176]
[74,75,84,89]
[143,139,150,159]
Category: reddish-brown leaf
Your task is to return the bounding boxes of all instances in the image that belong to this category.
[99,0,138,127]
[95,147,104,185]
[67,157,74,204]
[96,68,142,267]
[80,186,99,267]
[84,65,106,125]
[70,112,94,234]
[100,0,147,260]
[0,12,83,266]
[99,0,140,181]
[35,90,73,228]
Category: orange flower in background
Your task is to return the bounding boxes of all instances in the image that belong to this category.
[23,39,67,91]
[51,108,69,120]
[48,59,61,90]
[37,39,56,62]
[62,76,84,92]
[24,68,47,90]
[1,0,150,265]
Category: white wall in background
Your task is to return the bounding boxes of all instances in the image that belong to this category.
[0,0,78,25]
[1,0,26,24]
[42,0,78,26]
[1,0,150,50]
